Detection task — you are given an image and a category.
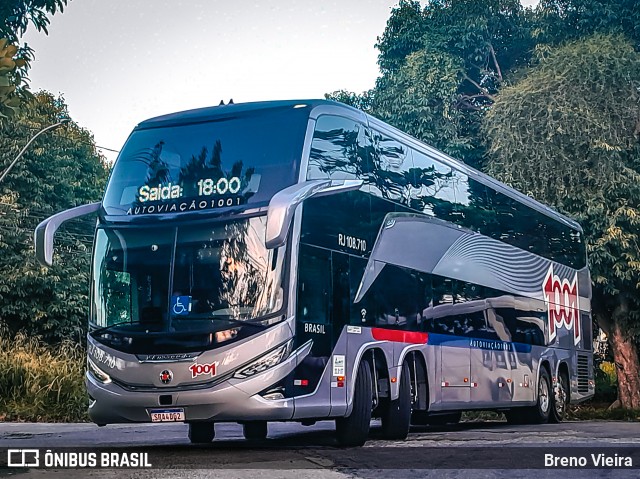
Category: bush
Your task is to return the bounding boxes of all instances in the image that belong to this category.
[0,328,87,422]
[594,361,618,403]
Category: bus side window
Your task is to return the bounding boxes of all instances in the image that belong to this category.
[430,275,453,335]
[307,115,368,181]
[367,129,412,205]
[409,150,456,218]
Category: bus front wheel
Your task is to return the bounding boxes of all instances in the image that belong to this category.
[336,360,373,447]
[188,422,215,443]
[381,361,412,440]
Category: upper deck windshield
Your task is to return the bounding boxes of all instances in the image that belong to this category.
[90,216,286,353]
[102,106,310,217]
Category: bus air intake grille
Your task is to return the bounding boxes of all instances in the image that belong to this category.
[577,354,589,393]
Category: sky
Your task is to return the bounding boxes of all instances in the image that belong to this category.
[23,0,538,164]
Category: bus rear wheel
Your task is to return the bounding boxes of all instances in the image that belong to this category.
[381,361,412,440]
[550,371,569,423]
[243,421,268,441]
[188,422,215,443]
[336,360,373,447]
[506,368,552,425]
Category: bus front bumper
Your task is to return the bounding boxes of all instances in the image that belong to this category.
[86,340,312,424]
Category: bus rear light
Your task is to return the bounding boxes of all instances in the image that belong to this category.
[337,376,345,381]
[294,379,309,386]
[471,382,478,388]
[337,382,344,388]
[498,382,504,388]
[390,377,397,383]
[441,381,449,387]
[233,339,293,379]
[506,379,512,383]
[463,378,469,383]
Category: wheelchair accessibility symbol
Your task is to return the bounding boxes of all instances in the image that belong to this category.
[171,295,192,316]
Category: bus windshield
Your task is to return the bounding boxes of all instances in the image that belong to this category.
[102,107,309,216]
[90,216,286,341]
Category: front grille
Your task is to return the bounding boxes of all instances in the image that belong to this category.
[111,370,235,392]
[577,354,589,393]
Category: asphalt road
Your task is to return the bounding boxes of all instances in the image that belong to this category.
[1,420,639,478]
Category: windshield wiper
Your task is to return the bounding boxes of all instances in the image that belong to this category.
[91,320,146,335]
[178,313,268,328]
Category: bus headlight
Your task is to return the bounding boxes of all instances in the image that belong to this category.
[87,358,112,384]
[233,339,294,379]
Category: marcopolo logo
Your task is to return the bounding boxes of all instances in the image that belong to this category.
[543,265,581,345]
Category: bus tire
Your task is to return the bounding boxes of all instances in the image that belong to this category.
[381,361,412,440]
[243,421,268,441]
[427,411,462,426]
[336,360,372,447]
[550,371,569,423]
[530,368,552,424]
[188,422,215,443]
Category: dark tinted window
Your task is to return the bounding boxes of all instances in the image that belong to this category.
[103,108,309,216]
[403,148,584,269]
[408,149,457,216]
[367,129,412,205]
[307,115,369,181]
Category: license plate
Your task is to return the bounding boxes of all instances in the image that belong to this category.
[149,408,185,422]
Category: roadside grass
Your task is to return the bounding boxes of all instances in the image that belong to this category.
[566,404,640,421]
[0,329,88,422]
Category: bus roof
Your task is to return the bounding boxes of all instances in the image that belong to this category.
[135,99,337,130]
[134,99,581,233]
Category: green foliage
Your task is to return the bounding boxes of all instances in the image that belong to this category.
[567,405,640,421]
[324,90,372,112]
[483,34,640,333]
[535,0,640,49]
[0,0,68,43]
[340,0,533,168]
[371,48,471,158]
[0,91,109,341]
[0,326,87,421]
[0,0,69,120]
[0,38,29,119]
[594,361,618,403]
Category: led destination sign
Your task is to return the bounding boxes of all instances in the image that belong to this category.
[137,176,242,202]
[127,176,253,216]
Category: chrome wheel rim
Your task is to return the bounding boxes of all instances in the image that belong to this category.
[555,378,567,416]
[539,377,550,413]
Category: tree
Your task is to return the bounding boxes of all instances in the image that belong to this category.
[0,0,68,43]
[483,34,640,409]
[0,38,27,119]
[534,0,640,49]
[0,91,109,342]
[0,1,70,119]
[328,0,534,168]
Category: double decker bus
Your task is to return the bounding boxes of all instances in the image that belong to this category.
[35,100,594,446]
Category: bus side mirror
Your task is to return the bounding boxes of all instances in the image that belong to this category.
[34,202,101,267]
[265,179,363,249]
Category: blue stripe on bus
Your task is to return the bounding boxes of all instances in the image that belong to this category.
[426,333,532,353]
